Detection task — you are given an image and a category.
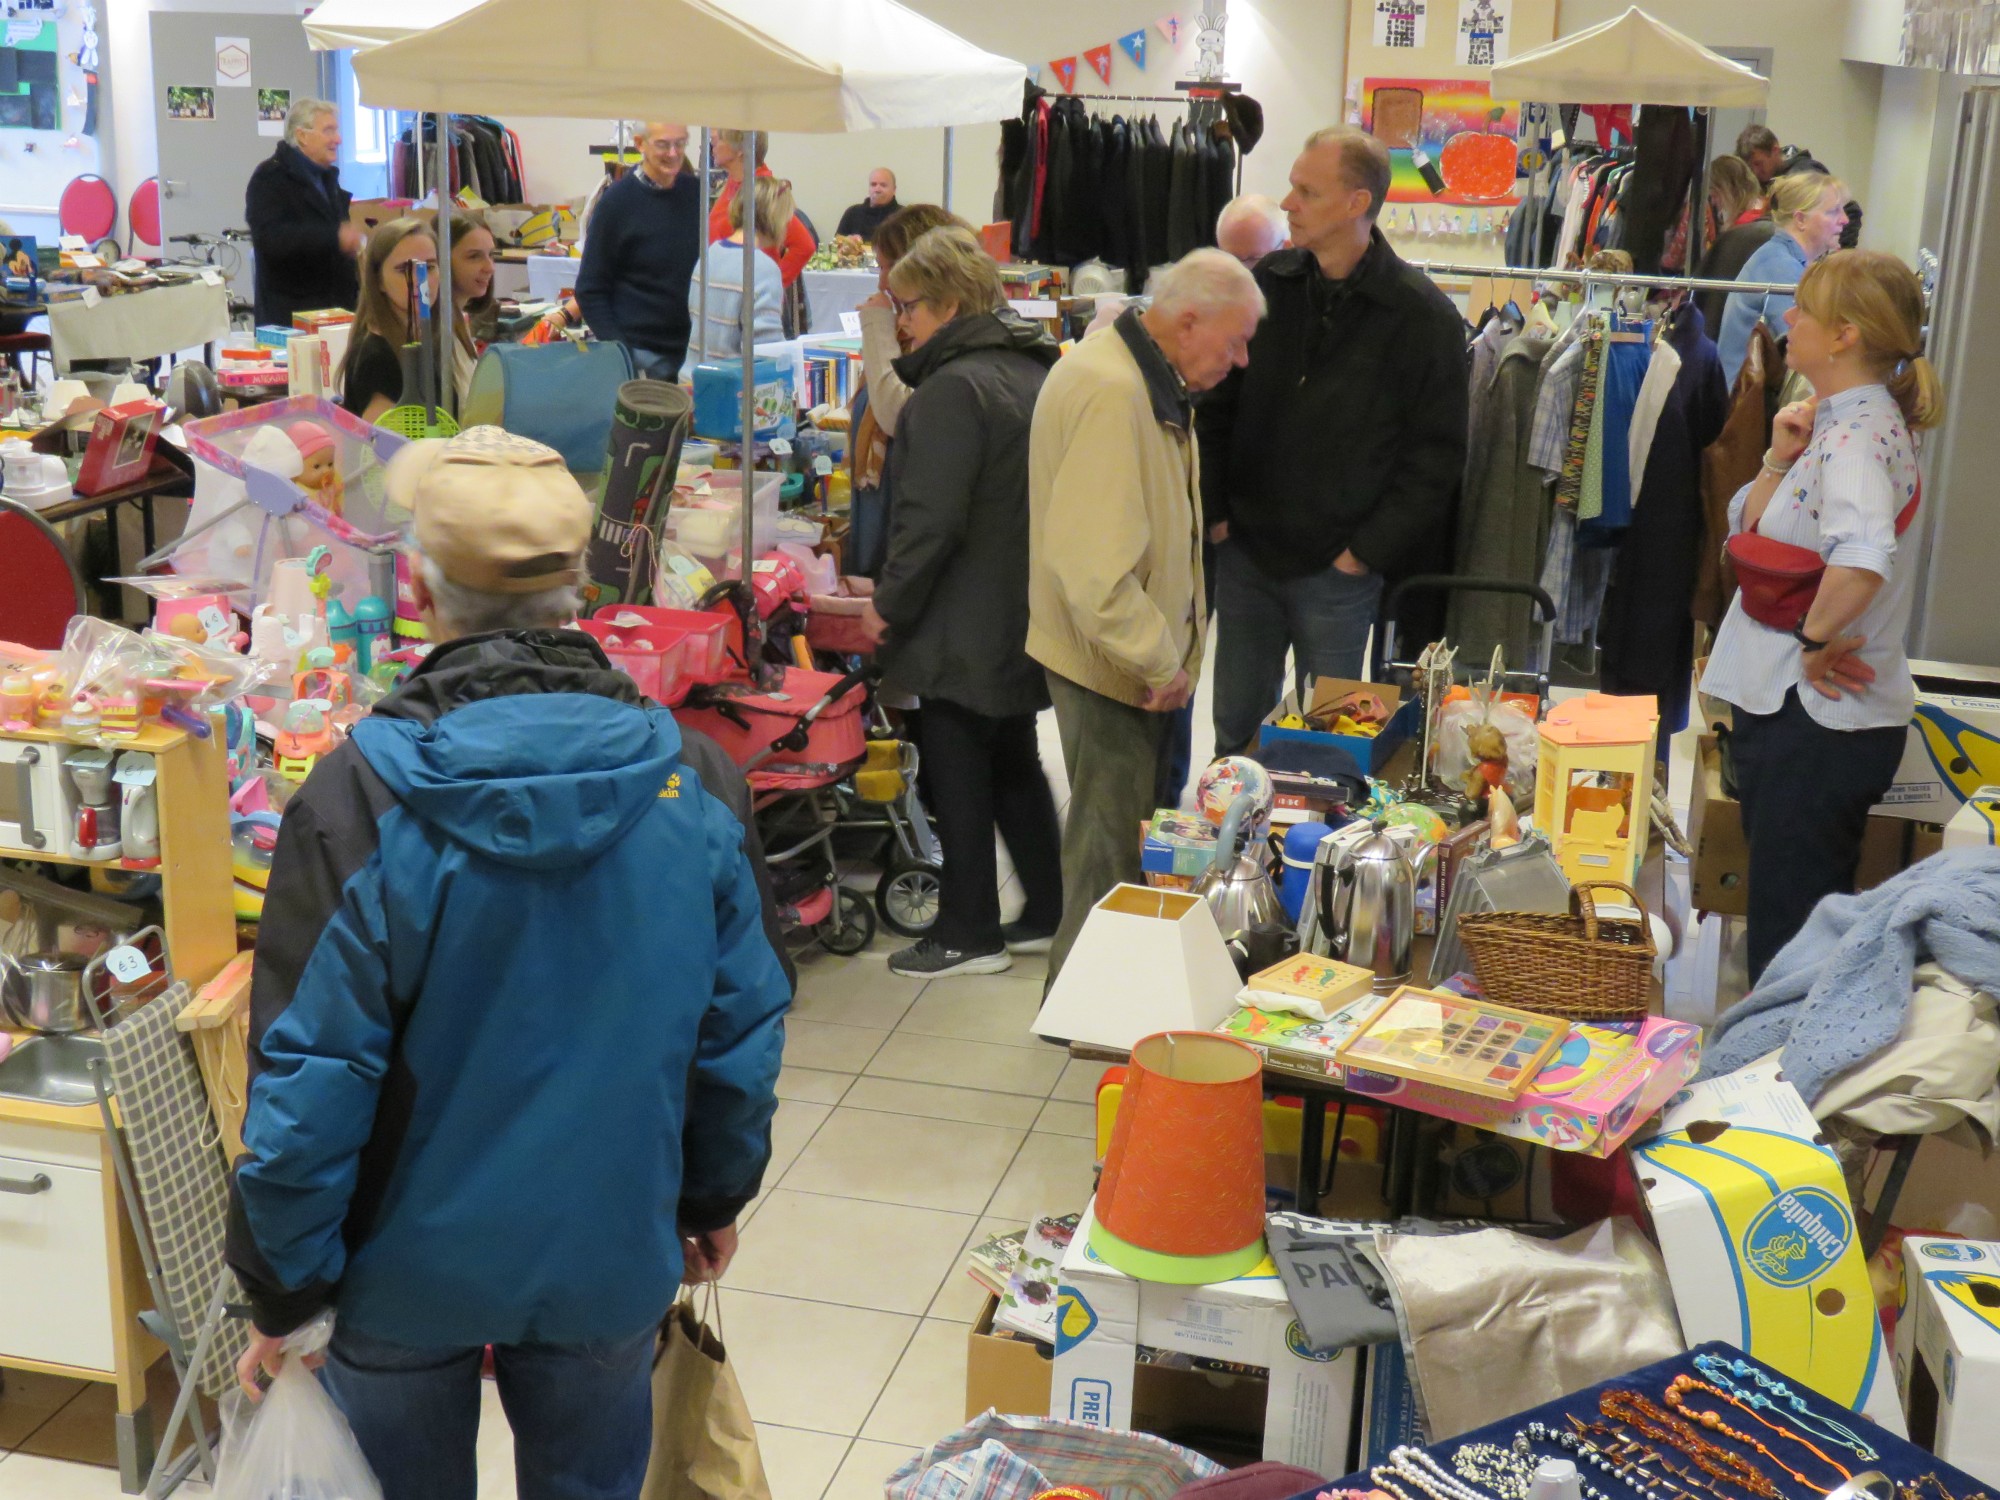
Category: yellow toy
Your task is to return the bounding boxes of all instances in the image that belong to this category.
[1534,693,1658,889]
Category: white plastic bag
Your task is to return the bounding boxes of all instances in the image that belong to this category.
[214,1314,384,1500]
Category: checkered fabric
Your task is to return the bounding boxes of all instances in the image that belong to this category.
[102,982,249,1399]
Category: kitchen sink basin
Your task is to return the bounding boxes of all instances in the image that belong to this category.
[0,1035,107,1107]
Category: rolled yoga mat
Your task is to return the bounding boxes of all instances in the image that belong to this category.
[585,379,692,612]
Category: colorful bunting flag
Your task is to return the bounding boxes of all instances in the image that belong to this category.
[1118,29,1148,69]
[1156,14,1182,47]
[1084,43,1115,85]
[1050,55,1080,93]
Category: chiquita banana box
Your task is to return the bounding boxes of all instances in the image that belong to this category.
[1898,1236,2000,1485]
[1632,1057,1906,1431]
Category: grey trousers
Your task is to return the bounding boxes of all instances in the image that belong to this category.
[1047,670,1174,983]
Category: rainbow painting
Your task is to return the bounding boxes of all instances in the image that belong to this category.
[1362,77,1522,205]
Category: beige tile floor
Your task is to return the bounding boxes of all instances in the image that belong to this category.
[0,942,1102,1500]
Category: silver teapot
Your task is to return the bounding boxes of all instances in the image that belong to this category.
[1320,819,1417,985]
[1192,794,1286,947]
[0,951,93,1035]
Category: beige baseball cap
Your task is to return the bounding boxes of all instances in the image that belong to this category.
[385,426,594,594]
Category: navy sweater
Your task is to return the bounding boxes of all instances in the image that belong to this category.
[575,167,703,373]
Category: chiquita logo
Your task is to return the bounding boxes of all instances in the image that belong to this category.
[1921,1241,1984,1262]
[1286,1320,1337,1363]
[1054,1289,1098,1353]
[1742,1187,1852,1287]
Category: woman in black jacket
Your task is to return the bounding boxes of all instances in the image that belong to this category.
[862,227,1065,978]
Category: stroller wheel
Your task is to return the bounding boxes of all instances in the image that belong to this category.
[875,858,943,938]
[819,887,877,956]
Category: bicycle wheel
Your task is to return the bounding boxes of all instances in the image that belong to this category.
[874,857,942,938]
[819,886,876,956]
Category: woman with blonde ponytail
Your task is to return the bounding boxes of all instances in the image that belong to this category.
[1700,249,1945,982]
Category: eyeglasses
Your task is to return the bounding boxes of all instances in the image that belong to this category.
[891,294,926,320]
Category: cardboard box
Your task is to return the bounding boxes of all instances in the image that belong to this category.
[1689,734,1942,916]
[1142,809,1219,883]
[348,198,414,236]
[1873,662,2000,824]
[1896,1236,2000,1484]
[1943,786,2000,849]
[1258,677,1420,776]
[292,308,354,333]
[1631,1058,1906,1431]
[966,1295,1054,1421]
[74,398,166,496]
[1052,1201,1358,1471]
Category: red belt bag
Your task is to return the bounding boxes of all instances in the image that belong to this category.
[1727,481,1920,631]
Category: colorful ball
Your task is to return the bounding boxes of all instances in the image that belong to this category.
[1195,755,1274,827]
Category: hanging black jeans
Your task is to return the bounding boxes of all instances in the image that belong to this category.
[917,698,1065,954]
[1730,687,1908,986]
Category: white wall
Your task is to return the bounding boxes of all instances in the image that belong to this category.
[1865,65,1942,260]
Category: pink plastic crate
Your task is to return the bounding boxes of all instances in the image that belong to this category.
[588,603,734,685]
[575,618,692,705]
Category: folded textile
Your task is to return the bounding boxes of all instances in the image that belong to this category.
[1264,1215,1490,1355]
[1702,847,2000,1101]
[1375,1217,1682,1441]
[1808,963,2000,1147]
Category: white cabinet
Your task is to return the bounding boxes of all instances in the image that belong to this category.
[0,1124,116,1373]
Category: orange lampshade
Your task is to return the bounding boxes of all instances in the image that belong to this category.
[1090,1032,1267,1284]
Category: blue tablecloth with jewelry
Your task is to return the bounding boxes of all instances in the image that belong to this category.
[1295,1343,1985,1500]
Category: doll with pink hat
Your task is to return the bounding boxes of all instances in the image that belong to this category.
[286,420,344,517]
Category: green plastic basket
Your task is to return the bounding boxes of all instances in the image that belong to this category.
[375,404,461,442]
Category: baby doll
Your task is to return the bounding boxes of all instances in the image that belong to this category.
[286,420,344,517]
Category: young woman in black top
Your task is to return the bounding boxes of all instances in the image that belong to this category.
[340,217,438,423]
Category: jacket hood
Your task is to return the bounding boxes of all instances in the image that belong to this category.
[894,308,1060,386]
[350,630,681,870]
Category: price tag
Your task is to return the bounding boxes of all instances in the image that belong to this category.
[71,252,102,270]
[81,286,102,309]
[200,268,224,287]
[812,455,833,477]
[1010,298,1058,318]
[768,437,792,457]
[104,946,151,985]
[838,311,862,336]
[196,604,230,639]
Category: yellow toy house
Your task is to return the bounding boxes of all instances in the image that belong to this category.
[1534,693,1659,889]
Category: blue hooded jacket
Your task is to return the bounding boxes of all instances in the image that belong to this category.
[226,631,790,1347]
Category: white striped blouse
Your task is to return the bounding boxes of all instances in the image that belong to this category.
[1698,384,1921,732]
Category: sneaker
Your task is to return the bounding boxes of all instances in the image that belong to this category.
[1001,922,1056,955]
[888,938,1013,978]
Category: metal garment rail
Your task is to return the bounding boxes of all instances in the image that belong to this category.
[1407,258,1808,298]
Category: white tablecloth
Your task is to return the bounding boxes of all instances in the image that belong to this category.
[802,268,878,335]
[526,254,585,306]
[46,280,231,369]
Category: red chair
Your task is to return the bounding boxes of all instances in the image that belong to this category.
[0,497,86,649]
[58,173,119,252]
[128,177,163,261]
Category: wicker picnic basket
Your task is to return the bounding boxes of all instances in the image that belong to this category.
[1456,880,1654,1023]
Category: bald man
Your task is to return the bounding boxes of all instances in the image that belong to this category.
[836,167,902,242]
[1216,194,1288,268]
[574,121,704,378]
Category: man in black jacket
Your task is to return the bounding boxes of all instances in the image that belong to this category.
[1197,126,1468,754]
[245,98,360,327]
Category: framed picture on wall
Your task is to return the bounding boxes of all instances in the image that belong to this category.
[1362,78,1521,205]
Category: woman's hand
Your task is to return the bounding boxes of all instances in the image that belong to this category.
[859,602,888,648]
[1770,397,1819,467]
[1802,633,1875,699]
[858,292,891,312]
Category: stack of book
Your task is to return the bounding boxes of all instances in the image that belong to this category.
[962,1212,1081,1345]
[800,340,862,411]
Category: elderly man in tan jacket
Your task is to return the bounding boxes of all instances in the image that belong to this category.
[1028,249,1266,979]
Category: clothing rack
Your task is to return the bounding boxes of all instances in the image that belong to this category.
[1409,259,1806,298]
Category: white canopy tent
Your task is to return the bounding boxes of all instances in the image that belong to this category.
[303,0,481,52]
[1490,7,1770,108]
[341,0,1027,570]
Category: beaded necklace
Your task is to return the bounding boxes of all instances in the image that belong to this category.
[1599,1391,1783,1500]
[1665,1374,1852,1492]
[1690,1354,1879,1464]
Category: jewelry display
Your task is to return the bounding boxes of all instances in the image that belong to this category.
[1599,1391,1784,1500]
[1690,1355,1880,1465]
[1664,1375,1852,1490]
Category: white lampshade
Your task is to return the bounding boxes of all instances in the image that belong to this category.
[1030,885,1243,1053]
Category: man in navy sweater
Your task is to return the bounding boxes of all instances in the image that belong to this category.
[575,121,703,379]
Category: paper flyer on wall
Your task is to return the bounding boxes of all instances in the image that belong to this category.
[1374,0,1427,49]
[257,88,289,137]
[1457,0,1509,66]
[215,36,251,87]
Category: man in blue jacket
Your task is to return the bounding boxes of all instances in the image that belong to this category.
[225,426,791,1500]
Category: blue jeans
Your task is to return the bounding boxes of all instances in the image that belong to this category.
[629,346,682,382]
[1211,541,1385,756]
[320,1322,656,1500]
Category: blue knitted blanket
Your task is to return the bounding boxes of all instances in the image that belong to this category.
[1702,847,2000,1102]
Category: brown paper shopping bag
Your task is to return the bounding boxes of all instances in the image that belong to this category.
[639,1285,772,1500]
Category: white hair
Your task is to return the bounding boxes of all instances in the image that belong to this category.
[1149,248,1267,320]
[414,548,580,639]
[1216,194,1286,252]
[284,98,338,148]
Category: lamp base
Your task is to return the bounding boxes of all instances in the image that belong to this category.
[1087,1215,1265,1286]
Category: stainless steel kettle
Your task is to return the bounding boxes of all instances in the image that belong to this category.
[0,951,93,1035]
[1320,819,1416,985]
[1192,794,1286,944]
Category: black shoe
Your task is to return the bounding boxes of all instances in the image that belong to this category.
[1001,922,1056,955]
[888,938,1013,977]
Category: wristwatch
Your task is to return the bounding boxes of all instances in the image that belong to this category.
[1792,623,1829,652]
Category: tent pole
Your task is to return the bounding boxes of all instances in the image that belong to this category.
[698,127,711,364]
[942,126,955,211]
[432,113,454,422]
[740,132,759,581]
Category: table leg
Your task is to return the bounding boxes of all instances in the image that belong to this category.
[1387,1108,1421,1218]
[1323,1097,1351,1203]
[140,494,156,558]
[116,1400,156,1496]
[1295,1095,1326,1216]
